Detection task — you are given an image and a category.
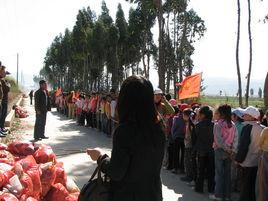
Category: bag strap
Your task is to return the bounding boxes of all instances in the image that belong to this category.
[89,158,107,181]
[89,165,100,181]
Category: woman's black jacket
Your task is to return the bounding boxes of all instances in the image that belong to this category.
[99,122,166,201]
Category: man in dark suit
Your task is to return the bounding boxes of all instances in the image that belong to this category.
[34,80,51,141]
[0,66,11,135]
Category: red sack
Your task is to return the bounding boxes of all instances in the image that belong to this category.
[45,183,69,201]
[26,166,42,199]
[0,170,15,188]
[0,143,7,151]
[8,142,35,156]
[0,193,19,201]
[15,107,29,119]
[66,192,79,201]
[40,163,56,197]
[19,195,37,201]
[19,156,37,172]
[54,162,67,186]
[26,197,37,201]
[20,173,34,198]
[0,151,15,166]
[33,146,56,164]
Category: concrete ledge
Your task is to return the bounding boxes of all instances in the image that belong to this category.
[5,96,23,127]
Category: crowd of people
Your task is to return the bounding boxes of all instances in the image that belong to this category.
[52,86,268,201]
[54,89,118,137]
[0,61,11,137]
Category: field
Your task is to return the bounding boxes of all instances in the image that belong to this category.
[199,95,264,108]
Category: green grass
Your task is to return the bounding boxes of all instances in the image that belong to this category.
[199,96,264,108]
[6,77,20,93]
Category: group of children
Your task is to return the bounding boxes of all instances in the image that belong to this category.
[161,92,268,201]
[54,88,268,201]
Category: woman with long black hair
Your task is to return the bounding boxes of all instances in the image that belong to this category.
[87,76,166,201]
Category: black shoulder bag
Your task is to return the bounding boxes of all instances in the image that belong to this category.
[78,161,111,201]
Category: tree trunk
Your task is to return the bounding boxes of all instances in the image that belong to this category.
[155,0,165,90]
[236,0,243,107]
[142,53,147,77]
[245,0,252,106]
[178,12,187,83]
[178,58,183,82]
[173,73,178,99]
[166,68,171,94]
[147,51,150,79]
[264,73,268,109]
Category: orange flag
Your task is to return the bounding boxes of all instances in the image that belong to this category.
[178,73,202,100]
[55,87,62,97]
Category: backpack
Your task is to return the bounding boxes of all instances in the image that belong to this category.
[78,161,110,201]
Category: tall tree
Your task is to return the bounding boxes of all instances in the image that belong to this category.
[236,0,243,107]
[126,0,165,89]
[115,4,128,82]
[154,0,165,91]
[106,24,120,89]
[90,21,106,89]
[245,0,253,106]
[126,8,143,75]
[98,0,115,90]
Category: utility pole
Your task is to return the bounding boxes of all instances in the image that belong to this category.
[16,53,19,85]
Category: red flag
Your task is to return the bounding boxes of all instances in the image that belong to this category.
[178,73,202,100]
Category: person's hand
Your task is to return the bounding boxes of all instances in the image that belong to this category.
[36,110,41,115]
[87,148,102,161]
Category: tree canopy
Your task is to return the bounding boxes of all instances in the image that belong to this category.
[38,0,205,94]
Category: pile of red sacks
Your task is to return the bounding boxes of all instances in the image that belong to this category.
[0,141,80,201]
[13,106,29,118]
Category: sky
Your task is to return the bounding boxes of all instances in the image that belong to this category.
[0,0,268,94]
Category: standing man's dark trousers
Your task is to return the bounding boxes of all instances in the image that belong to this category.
[34,112,47,139]
[195,151,215,193]
[173,138,185,173]
[0,102,7,129]
[30,97,33,105]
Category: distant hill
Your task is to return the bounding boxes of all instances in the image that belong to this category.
[203,77,264,96]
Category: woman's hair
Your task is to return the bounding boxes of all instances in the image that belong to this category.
[183,108,193,117]
[199,106,213,121]
[183,108,195,132]
[217,104,232,126]
[165,94,172,101]
[117,76,158,127]
[174,106,180,114]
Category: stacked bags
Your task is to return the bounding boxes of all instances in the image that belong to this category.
[0,141,80,201]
